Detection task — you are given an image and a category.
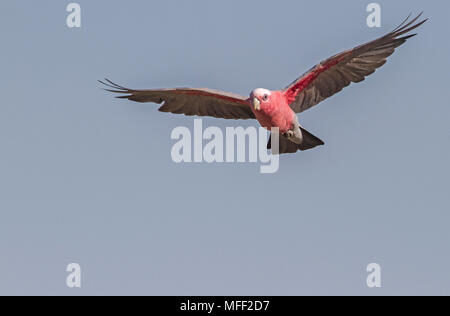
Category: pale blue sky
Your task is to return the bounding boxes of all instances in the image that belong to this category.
[0,0,449,295]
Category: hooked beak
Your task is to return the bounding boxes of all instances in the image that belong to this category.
[252,97,261,111]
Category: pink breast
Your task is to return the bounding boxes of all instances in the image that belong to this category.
[254,110,292,133]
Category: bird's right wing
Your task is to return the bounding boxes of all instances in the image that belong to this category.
[100,79,255,120]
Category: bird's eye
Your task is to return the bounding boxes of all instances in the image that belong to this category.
[262,94,269,101]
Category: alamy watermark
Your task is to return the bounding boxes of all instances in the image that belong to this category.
[366,263,382,288]
[66,3,81,28]
[66,263,81,288]
[366,3,381,28]
[170,119,280,174]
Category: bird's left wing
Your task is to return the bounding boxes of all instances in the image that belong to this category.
[100,79,255,120]
[284,13,427,114]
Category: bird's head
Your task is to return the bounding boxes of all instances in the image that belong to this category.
[250,88,286,114]
[250,88,273,112]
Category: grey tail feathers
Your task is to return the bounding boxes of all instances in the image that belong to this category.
[267,127,324,154]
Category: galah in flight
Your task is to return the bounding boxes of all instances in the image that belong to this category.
[101,14,426,154]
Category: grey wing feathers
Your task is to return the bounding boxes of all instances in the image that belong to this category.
[286,13,427,113]
[100,79,255,120]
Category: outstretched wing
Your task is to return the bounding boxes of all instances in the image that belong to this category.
[285,13,427,113]
[100,79,255,120]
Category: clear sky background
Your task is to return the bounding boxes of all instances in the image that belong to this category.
[0,0,449,295]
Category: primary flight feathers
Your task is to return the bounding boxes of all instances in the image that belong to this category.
[284,13,427,113]
[100,81,255,120]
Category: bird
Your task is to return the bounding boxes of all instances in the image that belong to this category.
[100,13,427,154]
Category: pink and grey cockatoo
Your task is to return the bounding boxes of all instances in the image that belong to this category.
[101,14,426,154]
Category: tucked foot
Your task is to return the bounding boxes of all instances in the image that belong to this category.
[283,129,302,144]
